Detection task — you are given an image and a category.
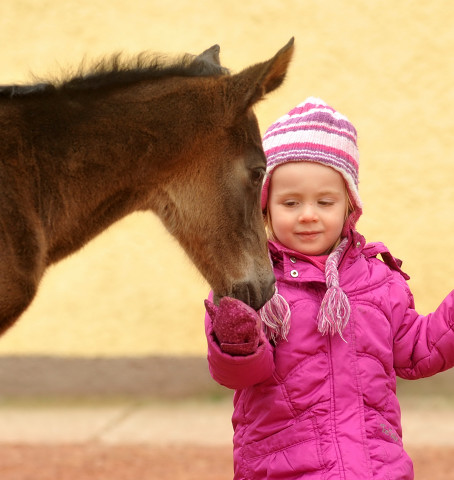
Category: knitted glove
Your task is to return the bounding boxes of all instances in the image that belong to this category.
[205,296,262,356]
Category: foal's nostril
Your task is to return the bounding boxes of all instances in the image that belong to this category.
[249,277,276,311]
[254,278,275,311]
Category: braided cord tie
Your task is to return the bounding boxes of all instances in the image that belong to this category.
[316,237,351,342]
[259,287,291,343]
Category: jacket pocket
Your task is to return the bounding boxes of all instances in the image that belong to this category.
[238,414,325,479]
[357,354,393,411]
[364,408,412,479]
[282,352,330,413]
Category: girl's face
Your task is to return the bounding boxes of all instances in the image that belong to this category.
[268,162,348,255]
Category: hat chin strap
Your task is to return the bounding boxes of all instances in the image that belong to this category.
[259,286,291,343]
[317,237,350,342]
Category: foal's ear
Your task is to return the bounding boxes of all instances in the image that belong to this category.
[197,45,222,66]
[194,44,230,75]
[231,38,295,109]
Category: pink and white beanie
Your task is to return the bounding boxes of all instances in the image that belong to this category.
[259,97,362,342]
[261,96,362,230]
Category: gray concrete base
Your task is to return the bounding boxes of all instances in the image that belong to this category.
[0,355,227,400]
[0,355,453,400]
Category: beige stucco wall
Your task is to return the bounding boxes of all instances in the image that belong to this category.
[0,0,453,357]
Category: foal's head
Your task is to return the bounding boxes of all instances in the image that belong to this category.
[153,39,295,310]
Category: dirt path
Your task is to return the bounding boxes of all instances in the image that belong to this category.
[0,443,453,480]
[0,444,233,480]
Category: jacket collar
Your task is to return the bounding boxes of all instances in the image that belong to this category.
[268,229,366,284]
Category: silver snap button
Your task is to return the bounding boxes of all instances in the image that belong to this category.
[290,270,299,278]
[356,241,361,248]
[290,256,297,264]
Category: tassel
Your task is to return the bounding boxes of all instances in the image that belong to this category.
[259,287,291,343]
[317,238,351,342]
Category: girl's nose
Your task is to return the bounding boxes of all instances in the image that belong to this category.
[298,204,318,222]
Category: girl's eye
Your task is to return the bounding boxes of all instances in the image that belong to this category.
[319,199,334,206]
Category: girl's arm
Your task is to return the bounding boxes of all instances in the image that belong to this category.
[391,274,454,379]
[204,294,275,390]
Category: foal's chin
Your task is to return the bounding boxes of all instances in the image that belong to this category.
[213,278,276,312]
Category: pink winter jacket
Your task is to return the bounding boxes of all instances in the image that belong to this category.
[205,230,454,479]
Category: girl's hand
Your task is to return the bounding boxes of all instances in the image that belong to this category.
[205,297,262,355]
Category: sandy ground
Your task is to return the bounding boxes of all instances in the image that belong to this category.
[0,444,452,480]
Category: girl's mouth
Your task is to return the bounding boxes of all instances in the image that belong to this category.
[296,231,321,239]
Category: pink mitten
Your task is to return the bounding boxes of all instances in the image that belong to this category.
[205,297,262,355]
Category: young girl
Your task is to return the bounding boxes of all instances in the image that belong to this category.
[204,97,454,479]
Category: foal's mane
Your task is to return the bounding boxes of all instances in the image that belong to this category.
[0,50,228,99]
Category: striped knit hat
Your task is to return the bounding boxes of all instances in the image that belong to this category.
[261,97,362,232]
[259,97,361,341]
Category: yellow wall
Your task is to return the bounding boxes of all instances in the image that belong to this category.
[1,0,454,356]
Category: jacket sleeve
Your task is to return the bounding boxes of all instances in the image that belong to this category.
[391,272,454,379]
[204,295,275,390]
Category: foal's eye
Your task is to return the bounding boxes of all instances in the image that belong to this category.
[250,168,265,186]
